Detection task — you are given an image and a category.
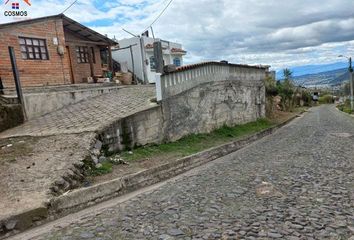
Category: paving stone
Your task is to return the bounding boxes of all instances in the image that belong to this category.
[0,86,156,138]
[32,106,354,240]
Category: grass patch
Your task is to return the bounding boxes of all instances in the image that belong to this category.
[121,118,274,162]
[84,160,113,176]
[337,100,353,114]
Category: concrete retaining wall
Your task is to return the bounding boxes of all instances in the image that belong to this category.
[100,80,266,151]
[22,86,122,120]
[99,106,164,152]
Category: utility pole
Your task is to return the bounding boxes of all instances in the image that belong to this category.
[339,55,354,111]
[349,57,354,111]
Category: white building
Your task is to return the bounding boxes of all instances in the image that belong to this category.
[112,36,187,83]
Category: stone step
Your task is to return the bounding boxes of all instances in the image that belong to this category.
[0,95,19,105]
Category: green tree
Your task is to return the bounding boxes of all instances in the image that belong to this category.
[283,68,293,81]
[277,68,295,111]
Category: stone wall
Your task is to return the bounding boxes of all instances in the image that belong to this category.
[99,106,164,152]
[0,103,24,132]
[161,80,265,141]
[99,79,266,151]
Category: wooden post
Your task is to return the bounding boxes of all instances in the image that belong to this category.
[66,46,75,84]
[8,46,27,121]
[108,46,113,72]
[88,48,94,79]
[0,77,4,95]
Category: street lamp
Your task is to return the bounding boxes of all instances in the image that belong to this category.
[338,55,354,111]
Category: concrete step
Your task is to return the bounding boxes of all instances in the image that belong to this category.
[0,95,19,105]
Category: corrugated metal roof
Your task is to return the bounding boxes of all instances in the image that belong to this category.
[0,14,117,45]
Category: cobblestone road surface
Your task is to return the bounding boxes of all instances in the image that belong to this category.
[0,86,156,138]
[19,105,354,239]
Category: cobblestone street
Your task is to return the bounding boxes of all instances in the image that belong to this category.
[13,105,354,240]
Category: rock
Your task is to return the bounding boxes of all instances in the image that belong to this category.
[94,140,103,151]
[79,231,95,238]
[95,163,102,169]
[5,219,17,230]
[91,155,99,164]
[291,224,304,230]
[92,148,100,156]
[98,156,106,163]
[267,232,283,238]
[55,178,66,186]
[159,234,173,240]
[167,228,184,236]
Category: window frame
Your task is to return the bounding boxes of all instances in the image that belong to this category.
[76,46,90,63]
[18,37,49,60]
[149,56,156,71]
[173,57,181,67]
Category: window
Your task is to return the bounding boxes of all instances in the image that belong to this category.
[149,56,156,71]
[76,46,89,63]
[18,37,49,60]
[76,46,96,63]
[173,57,181,67]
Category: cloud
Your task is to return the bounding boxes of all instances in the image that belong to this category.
[1,0,354,70]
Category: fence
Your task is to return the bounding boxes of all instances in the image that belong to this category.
[156,62,267,100]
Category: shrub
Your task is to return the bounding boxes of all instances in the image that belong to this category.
[318,95,334,104]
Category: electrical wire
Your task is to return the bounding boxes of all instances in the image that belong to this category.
[62,0,79,14]
[142,0,174,33]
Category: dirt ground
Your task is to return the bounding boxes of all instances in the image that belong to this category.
[0,133,94,222]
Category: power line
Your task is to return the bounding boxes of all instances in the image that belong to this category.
[62,0,79,14]
[142,0,174,33]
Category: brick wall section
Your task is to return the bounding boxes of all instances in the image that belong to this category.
[0,18,70,88]
[0,19,105,87]
[64,31,103,83]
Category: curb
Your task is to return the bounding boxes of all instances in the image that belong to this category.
[50,113,301,215]
[1,113,302,238]
[335,105,354,118]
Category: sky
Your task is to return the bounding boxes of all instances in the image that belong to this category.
[1,0,354,71]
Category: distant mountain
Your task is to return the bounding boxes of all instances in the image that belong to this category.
[276,62,348,79]
[291,68,349,88]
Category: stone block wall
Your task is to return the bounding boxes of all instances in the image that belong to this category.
[99,106,164,152]
[0,103,24,132]
[99,79,265,152]
[161,80,265,141]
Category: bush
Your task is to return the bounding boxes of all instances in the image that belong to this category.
[318,95,334,104]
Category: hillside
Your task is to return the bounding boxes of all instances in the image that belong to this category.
[291,68,349,88]
[276,62,348,79]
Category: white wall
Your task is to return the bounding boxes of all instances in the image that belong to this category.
[112,36,186,84]
[112,37,145,82]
